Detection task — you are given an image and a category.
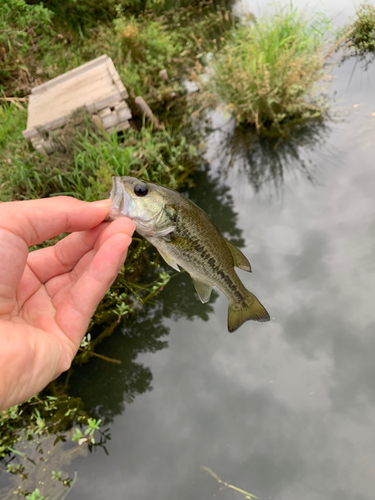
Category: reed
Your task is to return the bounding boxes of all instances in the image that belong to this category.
[206,4,332,134]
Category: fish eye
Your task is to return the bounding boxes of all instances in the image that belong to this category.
[134,183,148,197]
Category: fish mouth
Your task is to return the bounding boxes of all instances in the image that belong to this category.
[106,176,130,221]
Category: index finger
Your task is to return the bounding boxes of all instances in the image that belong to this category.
[0,197,111,247]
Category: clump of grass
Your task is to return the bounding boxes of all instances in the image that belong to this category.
[204,5,332,134]
[0,0,59,96]
[337,2,375,66]
[78,3,234,110]
[108,13,183,101]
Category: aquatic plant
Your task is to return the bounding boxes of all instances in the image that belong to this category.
[337,2,375,67]
[203,4,332,134]
[202,466,259,499]
[0,393,105,498]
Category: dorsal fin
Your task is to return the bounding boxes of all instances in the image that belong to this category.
[224,238,252,272]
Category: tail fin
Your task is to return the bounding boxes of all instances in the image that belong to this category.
[228,292,270,333]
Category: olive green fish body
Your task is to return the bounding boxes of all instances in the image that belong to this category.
[108,176,270,332]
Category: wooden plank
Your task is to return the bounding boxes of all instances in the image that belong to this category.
[22,55,132,144]
[26,73,116,128]
[25,91,122,133]
[31,55,109,95]
[106,58,128,99]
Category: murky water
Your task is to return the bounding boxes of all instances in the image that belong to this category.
[2,1,375,499]
[64,12,375,500]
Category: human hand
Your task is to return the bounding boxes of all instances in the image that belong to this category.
[0,196,134,411]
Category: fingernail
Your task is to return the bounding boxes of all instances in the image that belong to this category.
[92,199,111,206]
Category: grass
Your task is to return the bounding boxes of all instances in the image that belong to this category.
[0,0,59,96]
[337,2,375,66]
[202,4,332,134]
[0,0,234,112]
[0,106,197,202]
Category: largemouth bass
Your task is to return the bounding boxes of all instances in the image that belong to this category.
[108,176,270,332]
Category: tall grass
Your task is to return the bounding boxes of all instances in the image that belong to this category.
[338,2,375,66]
[206,4,332,134]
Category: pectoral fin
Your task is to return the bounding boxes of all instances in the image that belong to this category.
[224,238,252,272]
[192,278,212,303]
[158,249,180,272]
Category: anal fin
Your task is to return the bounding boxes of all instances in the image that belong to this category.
[192,278,212,304]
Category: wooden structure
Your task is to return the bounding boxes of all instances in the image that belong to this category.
[22,55,132,155]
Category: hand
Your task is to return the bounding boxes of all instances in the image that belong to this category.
[0,196,134,411]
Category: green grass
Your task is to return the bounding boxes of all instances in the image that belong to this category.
[203,4,332,134]
[337,2,375,66]
[0,108,198,203]
[1,0,233,104]
[0,0,58,96]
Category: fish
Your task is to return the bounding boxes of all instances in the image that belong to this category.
[108,176,270,332]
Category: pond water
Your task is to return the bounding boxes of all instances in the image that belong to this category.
[3,1,375,499]
[64,10,375,500]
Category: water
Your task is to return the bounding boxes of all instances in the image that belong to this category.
[3,2,375,499]
[66,46,375,500]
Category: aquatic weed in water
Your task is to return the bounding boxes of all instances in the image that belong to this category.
[203,4,333,135]
[337,2,375,67]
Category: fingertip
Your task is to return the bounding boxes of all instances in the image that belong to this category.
[90,199,111,218]
[106,216,136,236]
[112,231,133,254]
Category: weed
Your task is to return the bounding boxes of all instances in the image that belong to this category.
[202,4,332,134]
[0,0,59,95]
[202,466,259,499]
[0,394,99,498]
[337,2,375,66]
[73,3,234,110]
[1,109,197,202]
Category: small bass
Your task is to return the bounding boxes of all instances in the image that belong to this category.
[108,176,270,332]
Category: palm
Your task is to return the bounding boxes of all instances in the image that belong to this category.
[0,197,134,411]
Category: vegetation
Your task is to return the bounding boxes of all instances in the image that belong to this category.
[0,0,234,109]
[0,108,197,201]
[202,466,259,499]
[337,2,375,66]
[0,393,106,499]
[0,0,58,96]
[202,5,332,134]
